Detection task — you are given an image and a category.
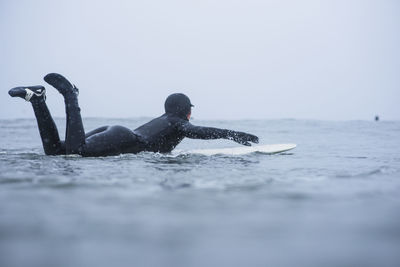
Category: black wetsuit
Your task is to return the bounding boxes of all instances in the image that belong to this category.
[10,74,259,157]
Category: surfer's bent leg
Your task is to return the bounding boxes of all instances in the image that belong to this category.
[44,73,145,157]
[8,85,65,155]
[31,97,66,155]
[44,73,85,155]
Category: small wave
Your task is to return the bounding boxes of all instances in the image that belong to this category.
[270,152,295,156]
[341,156,368,159]
[335,166,398,179]
[224,183,264,192]
[159,179,192,190]
[0,177,34,184]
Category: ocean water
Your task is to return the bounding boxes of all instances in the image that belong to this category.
[0,118,399,267]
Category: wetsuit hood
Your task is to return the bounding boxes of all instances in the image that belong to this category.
[164,93,194,119]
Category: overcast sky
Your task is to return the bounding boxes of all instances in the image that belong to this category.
[1,0,399,120]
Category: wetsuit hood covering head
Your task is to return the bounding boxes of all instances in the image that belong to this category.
[164,93,194,119]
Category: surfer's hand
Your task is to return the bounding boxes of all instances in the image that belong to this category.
[232,131,259,146]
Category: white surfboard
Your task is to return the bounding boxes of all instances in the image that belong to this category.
[180,143,296,156]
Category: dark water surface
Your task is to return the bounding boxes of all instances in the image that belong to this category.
[1,118,400,267]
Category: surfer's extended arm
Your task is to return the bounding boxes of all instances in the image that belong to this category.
[179,122,259,146]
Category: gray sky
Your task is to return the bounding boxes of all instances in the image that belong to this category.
[1,0,399,120]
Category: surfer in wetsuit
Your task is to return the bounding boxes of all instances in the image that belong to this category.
[8,73,259,157]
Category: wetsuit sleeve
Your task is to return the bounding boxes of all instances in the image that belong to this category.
[179,122,259,146]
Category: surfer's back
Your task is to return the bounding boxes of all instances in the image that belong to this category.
[134,114,185,153]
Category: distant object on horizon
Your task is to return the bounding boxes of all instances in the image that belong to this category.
[375,115,379,121]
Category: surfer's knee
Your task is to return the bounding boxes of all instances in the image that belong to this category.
[43,141,65,155]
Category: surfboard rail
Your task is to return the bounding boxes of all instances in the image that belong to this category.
[179,143,296,156]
